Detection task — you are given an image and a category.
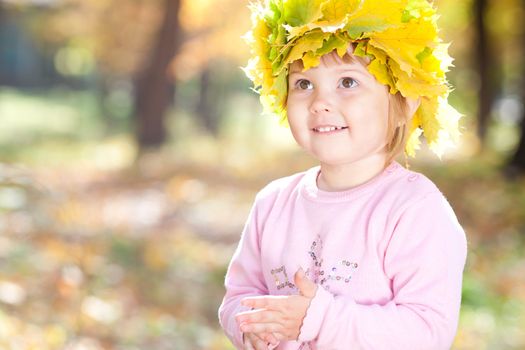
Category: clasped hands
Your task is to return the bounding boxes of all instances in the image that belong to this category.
[235,268,318,350]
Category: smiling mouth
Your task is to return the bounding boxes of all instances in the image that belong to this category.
[312,126,349,133]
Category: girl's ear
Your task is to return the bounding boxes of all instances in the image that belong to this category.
[406,97,421,120]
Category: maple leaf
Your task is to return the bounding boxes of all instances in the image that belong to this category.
[302,51,321,70]
[368,59,396,93]
[369,19,438,76]
[428,97,462,156]
[283,0,324,27]
[321,0,362,24]
[407,90,459,159]
[403,0,438,23]
[388,59,446,99]
[433,43,454,75]
[271,71,288,101]
[276,30,329,73]
[406,110,423,157]
[315,33,349,58]
[344,0,405,38]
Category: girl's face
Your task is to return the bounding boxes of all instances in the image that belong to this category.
[286,53,391,168]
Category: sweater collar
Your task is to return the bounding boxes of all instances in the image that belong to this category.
[301,161,402,203]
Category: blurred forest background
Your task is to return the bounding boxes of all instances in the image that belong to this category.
[0,0,524,349]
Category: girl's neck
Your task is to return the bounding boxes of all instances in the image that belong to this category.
[317,156,389,192]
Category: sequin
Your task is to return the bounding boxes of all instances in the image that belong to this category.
[305,235,359,288]
[270,265,296,290]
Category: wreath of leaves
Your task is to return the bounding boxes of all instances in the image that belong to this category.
[244,0,461,157]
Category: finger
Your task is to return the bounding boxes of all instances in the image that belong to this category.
[243,337,255,350]
[262,332,280,346]
[240,322,282,334]
[236,309,282,325]
[245,333,266,350]
[241,295,287,310]
[294,268,317,298]
[251,334,269,350]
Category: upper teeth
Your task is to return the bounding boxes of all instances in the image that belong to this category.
[316,126,345,132]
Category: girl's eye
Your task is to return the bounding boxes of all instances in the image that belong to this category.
[295,79,313,90]
[339,77,358,89]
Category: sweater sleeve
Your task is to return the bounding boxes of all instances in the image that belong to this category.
[298,192,468,350]
[218,193,271,349]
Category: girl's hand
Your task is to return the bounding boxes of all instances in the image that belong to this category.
[236,268,317,341]
[242,330,280,349]
[243,332,271,350]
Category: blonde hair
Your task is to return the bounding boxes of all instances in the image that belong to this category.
[287,49,413,168]
[385,93,411,167]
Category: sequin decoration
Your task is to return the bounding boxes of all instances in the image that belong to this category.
[326,260,359,284]
[270,265,295,290]
[305,235,359,287]
[305,235,324,284]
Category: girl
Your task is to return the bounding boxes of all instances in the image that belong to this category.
[219,1,467,349]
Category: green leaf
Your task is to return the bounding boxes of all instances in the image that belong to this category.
[346,23,393,39]
[275,30,329,73]
[315,33,349,57]
[266,0,284,26]
[416,46,432,65]
[403,0,437,23]
[283,0,324,27]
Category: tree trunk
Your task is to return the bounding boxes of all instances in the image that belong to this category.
[506,116,525,176]
[503,0,525,177]
[196,66,220,135]
[474,0,492,143]
[134,0,182,148]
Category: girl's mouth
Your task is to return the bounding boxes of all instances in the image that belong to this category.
[312,126,349,133]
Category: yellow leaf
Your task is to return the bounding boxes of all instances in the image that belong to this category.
[245,6,272,57]
[285,20,347,42]
[368,59,396,93]
[418,97,440,145]
[271,71,288,97]
[405,124,423,157]
[428,97,462,156]
[315,33,349,57]
[277,30,330,72]
[321,0,362,24]
[365,45,388,64]
[302,51,321,70]
[344,0,406,38]
[369,19,438,75]
[431,43,454,75]
[388,59,446,99]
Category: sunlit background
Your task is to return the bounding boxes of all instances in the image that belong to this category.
[0,0,524,349]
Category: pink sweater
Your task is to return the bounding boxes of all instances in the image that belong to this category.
[219,162,467,350]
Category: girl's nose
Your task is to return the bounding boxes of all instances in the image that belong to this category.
[309,91,333,114]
